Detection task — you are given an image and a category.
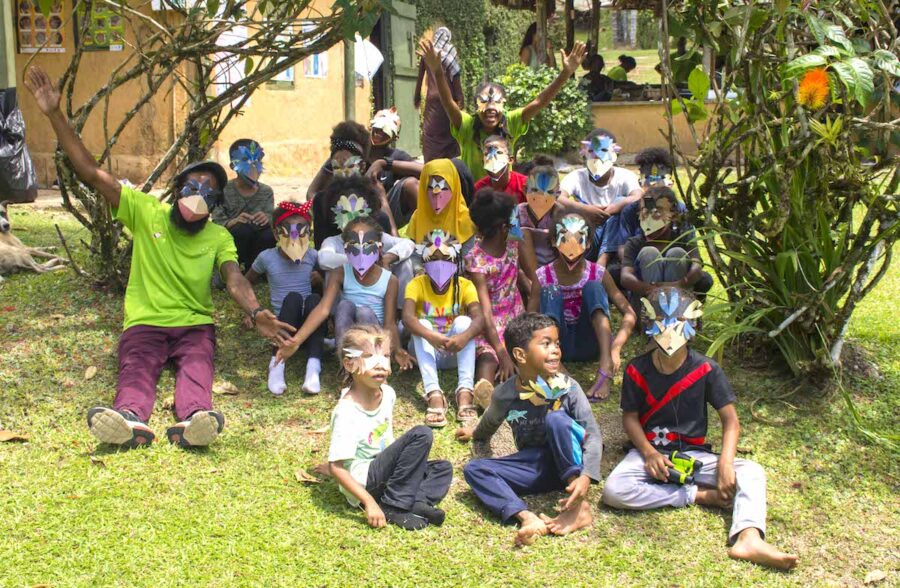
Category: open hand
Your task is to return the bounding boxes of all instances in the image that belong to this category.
[455,426,474,442]
[23,66,61,115]
[254,309,296,345]
[393,348,416,371]
[561,41,587,75]
[275,337,301,364]
[610,346,622,375]
[417,39,441,72]
[558,474,591,511]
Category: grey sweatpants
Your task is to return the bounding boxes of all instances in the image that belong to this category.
[602,448,767,543]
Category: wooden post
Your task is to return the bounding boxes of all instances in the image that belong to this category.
[536,0,548,65]
[565,0,575,52]
[344,39,356,120]
[0,0,15,89]
[590,0,601,52]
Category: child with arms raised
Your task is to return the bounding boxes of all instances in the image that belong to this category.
[244,201,324,395]
[465,189,540,409]
[277,216,414,372]
[602,287,798,570]
[402,230,484,427]
[457,313,602,546]
[539,211,636,400]
[329,325,452,530]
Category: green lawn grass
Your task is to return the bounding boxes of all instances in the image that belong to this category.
[1,206,897,587]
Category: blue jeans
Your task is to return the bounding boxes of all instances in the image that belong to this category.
[540,280,609,362]
[463,410,587,522]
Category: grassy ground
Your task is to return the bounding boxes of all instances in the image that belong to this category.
[1,206,897,587]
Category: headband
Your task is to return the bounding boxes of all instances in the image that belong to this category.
[331,138,364,157]
[275,200,313,226]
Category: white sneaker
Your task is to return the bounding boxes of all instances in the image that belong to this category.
[268,356,287,395]
[166,410,225,448]
[87,407,155,448]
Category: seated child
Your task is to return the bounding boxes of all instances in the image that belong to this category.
[465,189,540,409]
[402,229,484,427]
[328,324,453,530]
[597,146,678,289]
[366,107,424,228]
[212,138,275,270]
[318,178,416,309]
[619,186,713,302]
[457,313,602,546]
[406,158,476,258]
[473,135,527,203]
[539,211,636,401]
[277,216,414,372]
[602,288,799,570]
[517,156,561,267]
[560,129,642,265]
[313,174,397,250]
[244,200,324,395]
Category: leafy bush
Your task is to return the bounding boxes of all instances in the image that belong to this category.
[500,63,593,159]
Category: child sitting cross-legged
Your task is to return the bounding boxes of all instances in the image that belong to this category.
[457,313,602,547]
[602,287,799,570]
[276,216,415,372]
[328,324,453,530]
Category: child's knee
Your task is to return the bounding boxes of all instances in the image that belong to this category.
[663,246,689,260]
[544,409,574,431]
[451,315,472,332]
[282,291,304,308]
[736,459,766,484]
[463,458,488,482]
[601,472,635,509]
[637,245,661,264]
[407,424,434,446]
[356,306,379,324]
[417,318,435,332]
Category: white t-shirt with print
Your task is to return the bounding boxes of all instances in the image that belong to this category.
[328,384,396,506]
[560,166,641,207]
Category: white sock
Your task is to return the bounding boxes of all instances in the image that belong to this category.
[303,357,321,394]
[323,338,336,351]
[268,356,286,395]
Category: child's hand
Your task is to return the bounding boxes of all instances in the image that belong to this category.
[560,41,587,75]
[610,346,622,374]
[498,349,517,381]
[417,39,441,72]
[455,426,474,442]
[559,474,591,511]
[393,348,416,371]
[444,334,468,353]
[23,66,61,115]
[643,450,674,482]
[717,458,736,501]
[427,331,451,350]
[365,502,386,528]
[275,337,301,364]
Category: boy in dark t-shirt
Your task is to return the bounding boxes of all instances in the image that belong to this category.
[602,287,799,571]
[457,313,602,546]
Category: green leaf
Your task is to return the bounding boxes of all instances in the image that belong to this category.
[687,66,710,101]
[814,46,841,58]
[206,0,220,15]
[37,0,53,16]
[805,14,827,45]
[670,100,684,116]
[244,57,254,75]
[872,49,900,77]
[783,54,827,77]
[824,22,853,53]
[831,58,874,107]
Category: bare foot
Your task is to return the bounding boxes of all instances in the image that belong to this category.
[728,528,798,570]
[514,511,548,547]
[541,499,593,536]
[695,487,733,509]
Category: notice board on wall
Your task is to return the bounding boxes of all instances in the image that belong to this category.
[16,0,65,53]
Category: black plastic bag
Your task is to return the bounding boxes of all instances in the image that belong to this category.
[0,88,38,202]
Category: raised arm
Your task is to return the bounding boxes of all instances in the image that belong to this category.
[23,66,121,207]
[414,58,425,109]
[417,39,463,130]
[520,42,587,123]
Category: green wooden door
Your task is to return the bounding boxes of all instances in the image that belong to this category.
[385,1,420,157]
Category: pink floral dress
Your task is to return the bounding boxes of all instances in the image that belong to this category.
[464,238,524,359]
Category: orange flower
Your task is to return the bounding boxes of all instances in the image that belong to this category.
[797,67,830,109]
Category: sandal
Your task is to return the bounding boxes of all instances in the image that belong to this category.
[455,388,478,424]
[473,378,495,410]
[585,368,612,403]
[424,390,448,428]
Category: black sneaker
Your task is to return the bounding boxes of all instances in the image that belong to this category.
[412,502,446,526]
[87,407,155,448]
[382,506,428,531]
[166,410,225,448]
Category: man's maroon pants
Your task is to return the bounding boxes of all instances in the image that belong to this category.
[114,325,216,423]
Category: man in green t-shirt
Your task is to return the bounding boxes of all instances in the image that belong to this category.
[25,66,295,450]
[418,38,587,180]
